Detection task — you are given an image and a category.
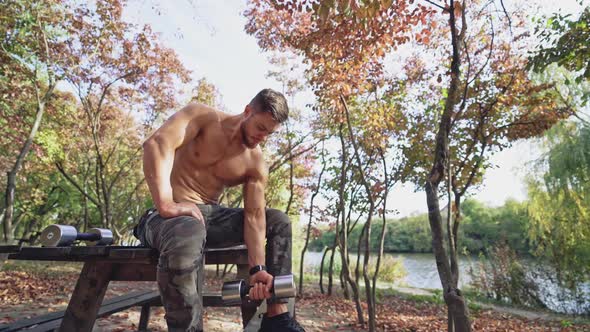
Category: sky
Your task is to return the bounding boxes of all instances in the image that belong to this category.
[123,0,584,218]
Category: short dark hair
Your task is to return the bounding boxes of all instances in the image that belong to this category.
[249,88,289,123]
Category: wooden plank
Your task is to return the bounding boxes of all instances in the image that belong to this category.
[22,320,60,332]
[0,290,157,332]
[0,245,22,254]
[111,263,157,281]
[96,291,160,317]
[142,292,237,308]
[0,291,160,332]
[108,247,158,261]
[4,246,155,263]
[204,246,248,265]
[7,247,74,260]
[0,291,250,332]
[0,311,63,331]
[60,261,113,332]
[2,245,248,264]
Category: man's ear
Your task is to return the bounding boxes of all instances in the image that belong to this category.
[244,104,252,116]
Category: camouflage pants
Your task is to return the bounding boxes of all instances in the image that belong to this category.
[134,204,292,332]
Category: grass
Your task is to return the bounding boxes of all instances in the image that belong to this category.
[297,271,445,306]
[374,286,445,305]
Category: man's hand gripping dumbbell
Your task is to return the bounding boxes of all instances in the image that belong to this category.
[222,272,296,305]
[224,269,305,331]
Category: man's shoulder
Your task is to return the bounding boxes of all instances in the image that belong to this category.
[246,147,268,180]
[181,103,223,123]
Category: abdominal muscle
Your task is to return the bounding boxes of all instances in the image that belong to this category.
[171,170,223,204]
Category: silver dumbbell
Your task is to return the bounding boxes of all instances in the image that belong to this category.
[221,274,296,305]
[40,224,113,247]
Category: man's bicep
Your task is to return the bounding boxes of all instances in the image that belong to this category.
[244,156,269,207]
[243,177,266,212]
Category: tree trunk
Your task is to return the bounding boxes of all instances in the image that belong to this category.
[327,241,336,295]
[340,264,350,299]
[299,142,325,296]
[319,246,330,294]
[3,99,47,244]
[362,217,376,332]
[3,172,16,244]
[341,95,378,330]
[336,123,364,325]
[371,149,390,321]
[424,1,472,330]
[329,187,341,297]
[285,123,295,215]
[83,181,89,232]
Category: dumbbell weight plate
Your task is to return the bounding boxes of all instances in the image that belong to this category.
[40,224,77,247]
[221,279,247,305]
[273,274,297,299]
[86,228,114,246]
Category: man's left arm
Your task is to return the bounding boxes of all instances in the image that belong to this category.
[243,158,274,300]
[243,172,266,268]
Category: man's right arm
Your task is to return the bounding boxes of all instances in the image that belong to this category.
[142,103,210,220]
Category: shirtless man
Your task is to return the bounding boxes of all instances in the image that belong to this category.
[133,89,305,332]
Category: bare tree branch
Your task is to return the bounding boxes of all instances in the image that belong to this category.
[56,162,101,207]
[499,0,513,33]
[423,0,446,11]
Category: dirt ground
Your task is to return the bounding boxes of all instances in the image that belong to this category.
[1,263,589,331]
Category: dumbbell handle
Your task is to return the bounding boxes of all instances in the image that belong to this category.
[241,281,276,299]
[76,232,103,241]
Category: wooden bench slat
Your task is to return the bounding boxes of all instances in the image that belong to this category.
[0,310,64,331]
[3,246,154,263]
[0,291,251,332]
[96,290,160,317]
[124,291,256,308]
[142,292,253,308]
[19,320,60,332]
[1,245,249,265]
[0,290,159,332]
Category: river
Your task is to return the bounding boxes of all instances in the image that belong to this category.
[303,251,589,314]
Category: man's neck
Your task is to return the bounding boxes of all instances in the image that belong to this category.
[221,114,248,148]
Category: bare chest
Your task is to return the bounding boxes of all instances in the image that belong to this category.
[175,128,250,186]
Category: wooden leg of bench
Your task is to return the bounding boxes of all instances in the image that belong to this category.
[237,264,257,328]
[138,304,150,332]
[60,261,113,332]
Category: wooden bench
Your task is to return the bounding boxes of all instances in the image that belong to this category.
[0,245,260,331]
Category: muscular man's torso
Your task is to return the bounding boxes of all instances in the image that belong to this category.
[170,109,259,204]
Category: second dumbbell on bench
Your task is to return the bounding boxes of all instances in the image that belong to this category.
[40,224,113,247]
[221,274,296,305]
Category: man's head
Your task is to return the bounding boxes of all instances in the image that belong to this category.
[241,89,289,148]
